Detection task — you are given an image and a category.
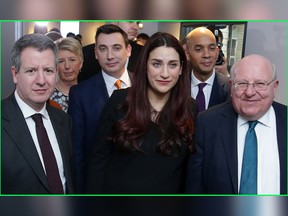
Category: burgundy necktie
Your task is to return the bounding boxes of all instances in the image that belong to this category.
[31,114,64,194]
[196,82,207,112]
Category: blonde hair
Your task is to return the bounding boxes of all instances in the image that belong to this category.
[55,37,83,62]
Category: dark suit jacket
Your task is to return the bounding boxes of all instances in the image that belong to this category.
[78,41,142,82]
[185,101,287,194]
[68,72,110,193]
[2,93,74,194]
[208,73,230,108]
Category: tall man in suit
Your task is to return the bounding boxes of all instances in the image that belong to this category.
[186,54,287,194]
[186,27,230,111]
[78,21,142,82]
[2,33,74,194]
[68,24,132,193]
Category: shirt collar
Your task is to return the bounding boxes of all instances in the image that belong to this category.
[191,69,215,87]
[14,90,48,120]
[102,68,131,88]
[238,106,274,128]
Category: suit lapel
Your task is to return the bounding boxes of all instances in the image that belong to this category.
[220,102,239,193]
[273,102,287,193]
[2,95,50,191]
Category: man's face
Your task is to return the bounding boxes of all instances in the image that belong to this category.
[186,30,219,79]
[231,55,278,121]
[12,47,57,111]
[95,32,131,78]
[117,22,139,41]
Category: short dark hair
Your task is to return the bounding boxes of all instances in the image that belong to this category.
[66,32,76,37]
[11,33,57,71]
[95,24,129,47]
[137,33,150,41]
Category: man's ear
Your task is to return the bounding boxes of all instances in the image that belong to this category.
[126,44,132,57]
[94,47,98,60]
[11,66,18,84]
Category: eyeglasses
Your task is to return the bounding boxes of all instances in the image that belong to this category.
[233,79,275,91]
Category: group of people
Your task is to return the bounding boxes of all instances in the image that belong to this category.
[2,22,286,195]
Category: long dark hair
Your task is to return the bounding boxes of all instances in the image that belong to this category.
[112,32,195,157]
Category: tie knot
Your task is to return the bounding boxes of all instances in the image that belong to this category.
[248,120,258,130]
[115,79,122,90]
[198,82,207,91]
[31,113,43,125]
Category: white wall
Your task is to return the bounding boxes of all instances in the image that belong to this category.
[245,22,286,105]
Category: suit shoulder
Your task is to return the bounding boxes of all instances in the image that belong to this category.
[272,101,287,112]
[201,101,232,116]
[82,43,95,52]
[71,73,103,91]
[110,88,128,101]
[47,104,70,119]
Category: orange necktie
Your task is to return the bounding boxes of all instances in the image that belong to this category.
[115,79,122,89]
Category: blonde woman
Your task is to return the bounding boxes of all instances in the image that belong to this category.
[50,37,83,112]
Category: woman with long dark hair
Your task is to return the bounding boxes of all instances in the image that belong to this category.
[86,32,197,194]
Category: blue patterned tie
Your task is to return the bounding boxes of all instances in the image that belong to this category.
[196,82,207,112]
[239,121,258,194]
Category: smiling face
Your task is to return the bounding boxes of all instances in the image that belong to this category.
[57,49,83,83]
[231,55,279,121]
[186,27,219,81]
[147,46,182,98]
[11,47,57,111]
[95,32,131,78]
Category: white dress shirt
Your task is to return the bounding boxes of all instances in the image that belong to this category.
[14,90,66,192]
[237,107,280,194]
[191,69,216,110]
[102,68,131,97]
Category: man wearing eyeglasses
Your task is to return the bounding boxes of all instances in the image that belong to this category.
[186,54,287,194]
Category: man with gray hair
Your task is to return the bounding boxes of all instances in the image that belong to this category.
[186,54,287,194]
[2,33,74,194]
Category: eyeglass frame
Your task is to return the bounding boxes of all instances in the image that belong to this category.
[233,79,276,91]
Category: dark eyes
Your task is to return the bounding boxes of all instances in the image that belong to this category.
[152,62,178,68]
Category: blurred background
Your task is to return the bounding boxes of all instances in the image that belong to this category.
[1,196,288,216]
[0,0,287,19]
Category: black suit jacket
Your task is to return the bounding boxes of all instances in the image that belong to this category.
[2,93,74,194]
[186,101,287,194]
[208,73,230,108]
[78,41,142,82]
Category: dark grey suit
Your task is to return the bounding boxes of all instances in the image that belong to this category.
[2,93,74,194]
[208,73,230,108]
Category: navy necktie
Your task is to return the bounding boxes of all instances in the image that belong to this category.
[239,121,259,194]
[32,114,64,194]
[196,82,207,112]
